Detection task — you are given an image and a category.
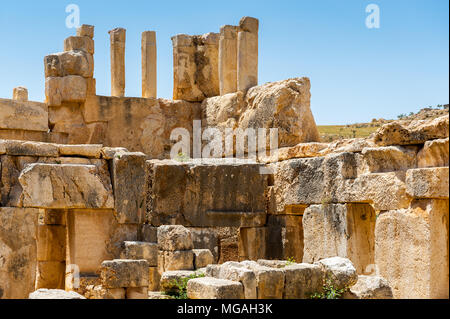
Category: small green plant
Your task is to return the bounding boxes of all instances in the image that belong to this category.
[310,276,350,299]
[285,257,296,266]
[164,273,205,299]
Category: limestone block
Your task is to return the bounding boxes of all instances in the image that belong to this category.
[2,140,57,157]
[126,287,148,299]
[187,277,244,299]
[35,261,65,289]
[148,291,173,299]
[45,76,87,107]
[315,257,358,290]
[121,241,158,266]
[417,138,449,168]
[13,87,28,101]
[0,208,39,299]
[109,28,126,97]
[141,224,157,243]
[237,31,258,92]
[112,152,146,223]
[283,263,324,299]
[147,159,267,227]
[160,270,198,293]
[64,36,95,54]
[261,142,330,163]
[38,209,66,226]
[19,163,114,209]
[373,115,449,146]
[29,289,86,299]
[214,262,257,299]
[406,167,449,199]
[375,199,449,298]
[160,250,194,271]
[189,228,220,262]
[88,286,125,299]
[142,31,157,98]
[0,98,48,132]
[148,267,161,291]
[238,227,267,261]
[77,24,94,38]
[37,225,66,261]
[58,144,102,158]
[303,204,376,274]
[157,225,194,251]
[349,275,393,299]
[66,210,138,277]
[100,259,149,289]
[240,261,285,299]
[239,16,259,34]
[266,215,303,262]
[44,50,94,78]
[193,249,215,269]
[256,260,289,268]
[219,25,238,95]
[100,147,128,160]
[360,146,418,173]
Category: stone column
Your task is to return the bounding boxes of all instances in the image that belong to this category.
[237,17,259,92]
[142,31,157,98]
[109,28,126,97]
[219,25,238,95]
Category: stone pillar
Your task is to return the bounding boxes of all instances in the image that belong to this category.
[142,31,157,98]
[13,87,28,101]
[219,25,238,95]
[109,28,126,97]
[237,17,259,92]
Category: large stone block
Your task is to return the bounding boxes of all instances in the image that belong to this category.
[360,146,417,173]
[64,36,95,54]
[315,257,358,290]
[157,225,194,251]
[406,167,449,199]
[187,277,244,299]
[283,263,324,299]
[160,270,198,293]
[348,275,393,299]
[0,208,39,299]
[303,204,376,274]
[266,215,304,262]
[19,163,114,209]
[112,152,146,224]
[121,241,158,266]
[0,98,48,132]
[238,227,267,261]
[159,250,194,271]
[35,261,65,289]
[240,261,285,299]
[193,249,215,269]
[417,138,449,168]
[147,159,267,227]
[44,50,94,78]
[29,289,86,299]
[45,76,87,107]
[375,199,449,299]
[100,259,149,289]
[36,225,66,262]
[212,262,257,299]
[126,287,148,299]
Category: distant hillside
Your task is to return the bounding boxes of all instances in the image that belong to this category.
[318,104,449,142]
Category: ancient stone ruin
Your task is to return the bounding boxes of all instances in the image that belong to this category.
[0,17,448,300]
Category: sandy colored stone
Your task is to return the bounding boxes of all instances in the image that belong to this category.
[109,28,126,97]
[315,257,358,290]
[44,50,94,78]
[38,209,66,226]
[100,146,128,160]
[283,263,324,299]
[64,36,94,54]
[126,286,148,299]
[160,270,198,293]
[45,76,87,107]
[239,227,266,261]
[29,289,86,299]
[360,145,418,173]
[13,87,28,101]
[141,224,157,243]
[35,261,65,289]
[100,259,149,289]
[37,225,66,261]
[148,267,161,291]
[142,31,157,98]
[219,25,238,95]
[2,140,57,157]
[406,167,449,199]
[303,204,376,274]
[58,144,102,158]
[193,249,215,269]
[19,163,114,209]
[121,241,158,266]
[77,25,94,39]
[373,115,449,146]
[0,98,48,132]
[349,275,393,299]
[261,142,330,163]
[187,277,244,299]
[88,286,125,299]
[157,225,194,251]
[265,215,304,262]
[212,262,257,299]
[237,29,258,92]
[0,208,39,299]
[375,199,449,299]
[239,261,285,299]
[417,138,449,168]
[160,250,194,271]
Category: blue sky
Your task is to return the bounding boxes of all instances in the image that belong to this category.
[0,0,448,124]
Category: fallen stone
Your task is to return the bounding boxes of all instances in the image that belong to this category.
[315,257,358,290]
[157,225,194,251]
[160,270,198,293]
[240,261,285,299]
[29,289,86,299]
[349,275,393,299]
[193,249,215,269]
[187,277,244,299]
[214,262,257,299]
[283,263,324,299]
[100,259,149,289]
